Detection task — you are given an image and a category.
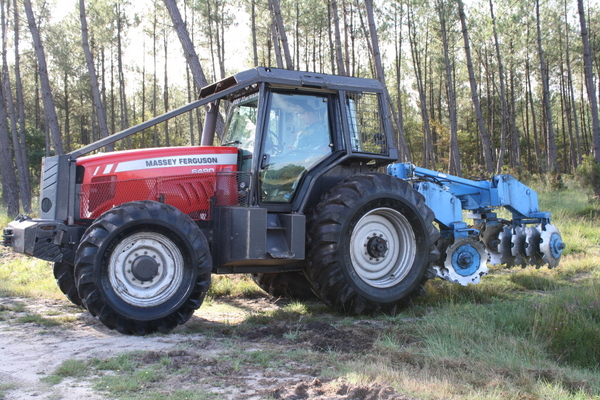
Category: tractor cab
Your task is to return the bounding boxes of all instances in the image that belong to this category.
[213,68,397,214]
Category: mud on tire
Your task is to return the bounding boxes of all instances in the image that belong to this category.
[75,201,211,335]
[304,173,439,315]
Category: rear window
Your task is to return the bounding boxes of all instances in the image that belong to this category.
[346,92,387,154]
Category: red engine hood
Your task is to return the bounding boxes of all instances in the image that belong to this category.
[77,146,239,183]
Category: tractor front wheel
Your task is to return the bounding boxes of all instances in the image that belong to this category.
[75,201,211,334]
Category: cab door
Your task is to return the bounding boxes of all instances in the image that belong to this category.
[259,92,334,204]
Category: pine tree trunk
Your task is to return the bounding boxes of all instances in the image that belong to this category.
[183,1,195,145]
[327,2,336,74]
[251,0,258,67]
[393,3,408,161]
[364,0,408,161]
[116,3,130,148]
[270,20,284,68]
[12,0,30,212]
[164,19,170,147]
[24,0,63,155]
[163,0,225,143]
[206,1,217,80]
[458,0,493,174]
[215,0,226,79]
[331,0,346,76]
[565,0,582,167]
[141,38,147,147]
[508,63,521,173]
[436,0,460,176]
[578,0,600,166]
[269,0,293,70]
[79,0,112,152]
[153,6,158,147]
[342,0,350,75]
[2,0,30,212]
[408,5,433,168]
[489,0,509,174]
[163,0,208,89]
[64,71,71,152]
[536,0,557,173]
[526,57,544,179]
[0,90,18,216]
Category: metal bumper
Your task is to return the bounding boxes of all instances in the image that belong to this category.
[2,217,84,264]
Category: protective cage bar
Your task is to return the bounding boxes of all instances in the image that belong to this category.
[79,172,251,220]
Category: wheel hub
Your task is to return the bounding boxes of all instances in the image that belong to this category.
[108,232,184,307]
[349,207,416,288]
[131,255,159,282]
[456,251,473,269]
[366,236,388,259]
[435,237,488,285]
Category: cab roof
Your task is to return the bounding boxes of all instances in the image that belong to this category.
[199,67,385,99]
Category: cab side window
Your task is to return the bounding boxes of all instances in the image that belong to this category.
[221,95,259,171]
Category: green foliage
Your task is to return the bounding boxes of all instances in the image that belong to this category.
[576,156,600,200]
[549,172,568,191]
[0,210,10,226]
[25,126,49,190]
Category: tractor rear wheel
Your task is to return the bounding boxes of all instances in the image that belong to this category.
[251,271,317,300]
[53,262,83,307]
[75,201,211,334]
[305,173,439,315]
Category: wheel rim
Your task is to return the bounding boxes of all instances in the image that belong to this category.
[349,207,416,288]
[108,231,185,308]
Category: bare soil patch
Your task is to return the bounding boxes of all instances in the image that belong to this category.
[0,295,416,400]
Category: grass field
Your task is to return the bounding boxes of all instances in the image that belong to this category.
[1,176,598,399]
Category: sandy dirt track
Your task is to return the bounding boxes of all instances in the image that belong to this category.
[0,296,415,400]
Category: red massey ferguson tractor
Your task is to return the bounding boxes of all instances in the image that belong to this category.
[2,67,563,334]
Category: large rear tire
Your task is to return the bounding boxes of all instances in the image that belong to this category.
[75,201,211,334]
[305,173,439,315]
[53,262,83,307]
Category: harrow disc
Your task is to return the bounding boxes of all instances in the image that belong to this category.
[525,226,544,267]
[498,225,517,267]
[539,224,565,268]
[510,226,527,267]
[480,223,505,266]
[439,237,489,285]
